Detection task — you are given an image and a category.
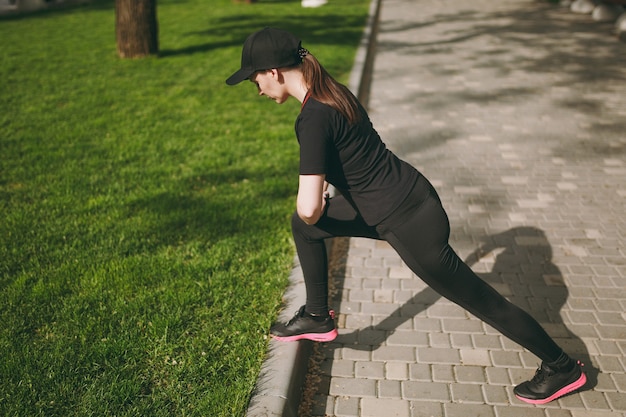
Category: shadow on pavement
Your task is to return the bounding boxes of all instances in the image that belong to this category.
[306,227,597,412]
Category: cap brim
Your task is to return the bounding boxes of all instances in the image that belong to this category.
[225,68,254,85]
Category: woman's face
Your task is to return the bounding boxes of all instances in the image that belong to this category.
[249,70,289,104]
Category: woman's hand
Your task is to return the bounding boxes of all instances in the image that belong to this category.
[297,174,327,225]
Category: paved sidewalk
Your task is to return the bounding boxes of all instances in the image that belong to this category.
[304,0,626,416]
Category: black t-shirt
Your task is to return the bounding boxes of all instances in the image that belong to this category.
[295,97,420,226]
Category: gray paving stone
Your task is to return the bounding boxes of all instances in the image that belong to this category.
[596,312,626,326]
[594,340,622,356]
[334,396,359,417]
[472,334,504,350]
[426,303,468,319]
[361,277,384,289]
[355,361,384,379]
[344,314,372,330]
[357,328,387,346]
[431,364,455,383]
[494,405,546,417]
[352,267,387,280]
[443,403,496,417]
[342,277,364,290]
[595,355,626,373]
[364,257,385,268]
[386,330,429,347]
[389,266,412,279]
[569,411,622,417]
[544,409,573,417]
[329,377,377,398]
[482,384,510,405]
[460,349,492,367]
[555,392,586,409]
[579,390,612,410]
[442,318,485,334]
[611,372,626,391]
[373,289,394,303]
[336,301,361,314]
[401,279,426,290]
[361,301,401,316]
[372,346,416,362]
[328,360,355,378]
[361,398,411,417]
[450,333,474,349]
[385,362,408,380]
[593,372,618,392]
[348,288,374,302]
[378,379,403,398]
[450,382,486,403]
[566,310,597,324]
[408,363,432,381]
[489,351,523,368]
[485,367,513,386]
[402,381,451,402]
[428,332,452,348]
[380,278,402,290]
[605,391,626,411]
[455,365,487,384]
[346,256,366,268]
[409,401,444,417]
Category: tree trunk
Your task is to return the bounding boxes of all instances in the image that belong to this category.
[115,0,158,58]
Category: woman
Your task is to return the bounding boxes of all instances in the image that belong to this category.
[226,27,587,405]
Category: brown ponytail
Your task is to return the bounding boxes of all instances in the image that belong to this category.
[300,54,361,124]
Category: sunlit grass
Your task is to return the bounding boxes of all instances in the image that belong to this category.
[0,0,369,415]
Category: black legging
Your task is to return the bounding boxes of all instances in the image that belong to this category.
[291,175,564,363]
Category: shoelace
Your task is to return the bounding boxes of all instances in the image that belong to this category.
[285,306,334,326]
[530,365,556,384]
[531,360,584,384]
[287,307,335,326]
[286,306,307,326]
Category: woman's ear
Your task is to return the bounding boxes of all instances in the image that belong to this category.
[270,68,285,83]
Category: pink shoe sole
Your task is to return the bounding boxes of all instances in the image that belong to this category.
[515,371,587,405]
[271,328,338,343]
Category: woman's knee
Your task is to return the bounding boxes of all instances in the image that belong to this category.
[291,210,306,232]
[291,210,323,242]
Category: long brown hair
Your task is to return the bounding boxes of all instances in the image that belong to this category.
[300,54,361,124]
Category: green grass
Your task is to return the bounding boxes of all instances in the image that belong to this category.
[0,0,369,415]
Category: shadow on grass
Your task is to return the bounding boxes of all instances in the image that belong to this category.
[0,0,115,20]
[118,164,296,258]
[160,11,369,58]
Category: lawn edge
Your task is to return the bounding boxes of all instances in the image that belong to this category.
[244,0,382,415]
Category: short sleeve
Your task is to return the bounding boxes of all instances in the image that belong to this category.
[295,107,333,175]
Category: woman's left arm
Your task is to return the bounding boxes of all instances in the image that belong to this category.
[297,174,327,225]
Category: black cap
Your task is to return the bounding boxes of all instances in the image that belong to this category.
[226,27,303,85]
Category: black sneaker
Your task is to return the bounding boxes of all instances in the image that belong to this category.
[514,360,586,404]
[270,305,338,342]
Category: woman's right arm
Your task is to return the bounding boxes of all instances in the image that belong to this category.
[297,174,327,225]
